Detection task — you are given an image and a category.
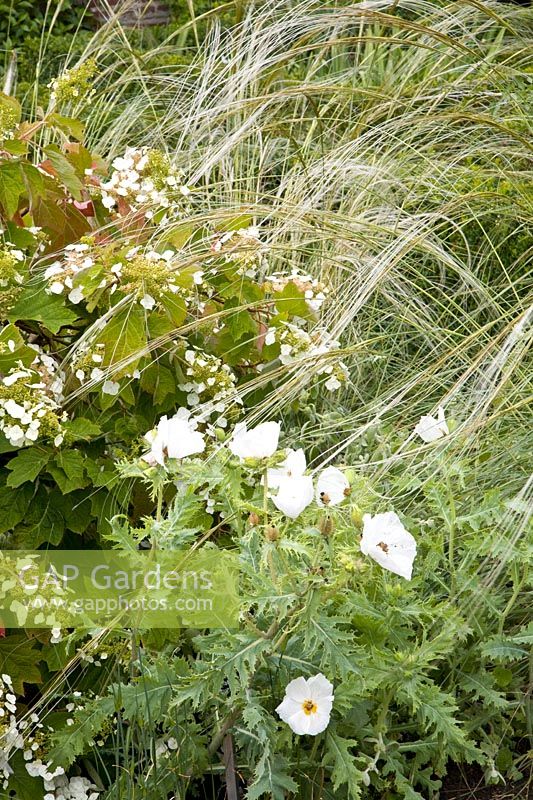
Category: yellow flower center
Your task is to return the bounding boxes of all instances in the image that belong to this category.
[302,699,318,715]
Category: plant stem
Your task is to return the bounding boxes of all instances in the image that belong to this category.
[156,485,163,522]
[498,562,522,636]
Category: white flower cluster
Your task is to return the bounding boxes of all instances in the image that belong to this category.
[264,269,329,313]
[30,346,66,405]
[112,246,194,312]
[99,147,190,218]
[0,246,26,314]
[210,225,266,278]
[0,245,24,284]
[44,243,95,304]
[264,322,349,391]
[1,674,97,798]
[0,367,65,447]
[1,679,69,794]
[73,342,106,385]
[0,673,21,789]
[72,338,140,397]
[25,759,65,782]
[229,420,417,580]
[180,348,241,426]
[48,60,97,107]
[154,736,178,758]
[42,774,99,800]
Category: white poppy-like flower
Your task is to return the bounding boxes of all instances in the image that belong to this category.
[267,448,306,487]
[229,421,280,460]
[266,448,314,518]
[316,466,350,507]
[360,511,417,580]
[272,475,314,519]
[276,673,334,736]
[414,406,448,443]
[142,409,205,466]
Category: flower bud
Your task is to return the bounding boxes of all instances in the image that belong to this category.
[319,515,334,537]
[265,525,279,542]
[350,504,364,527]
[248,512,260,527]
[344,467,356,484]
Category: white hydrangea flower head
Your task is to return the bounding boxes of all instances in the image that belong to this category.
[264,269,329,313]
[210,225,266,278]
[360,511,417,580]
[99,147,190,220]
[43,243,94,300]
[0,364,65,447]
[276,673,334,735]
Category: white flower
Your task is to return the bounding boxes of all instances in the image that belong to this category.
[414,406,448,443]
[316,466,350,507]
[267,448,306,487]
[265,449,313,518]
[50,627,61,643]
[68,286,84,304]
[229,421,280,460]
[142,409,205,466]
[276,674,334,736]
[325,375,341,391]
[3,399,26,420]
[102,380,120,396]
[360,512,417,580]
[101,193,116,210]
[140,294,156,310]
[3,371,28,387]
[272,475,314,519]
[44,263,63,279]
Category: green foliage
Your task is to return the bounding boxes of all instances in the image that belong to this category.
[0,0,88,50]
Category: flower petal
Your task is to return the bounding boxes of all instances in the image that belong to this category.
[316,466,349,506]
[272,475,314,519]
[360,512,417,580]
[283,676,313,703]
[229,421,281,459]
[307,673,334,700]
